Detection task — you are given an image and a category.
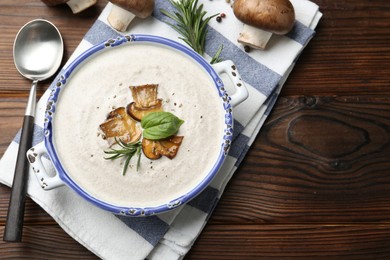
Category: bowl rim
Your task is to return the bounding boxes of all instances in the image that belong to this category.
[43,34,234,216]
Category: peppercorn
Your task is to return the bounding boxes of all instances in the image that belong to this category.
[216,16,222,22]
[220,13,226,18]
[244,45,250,53]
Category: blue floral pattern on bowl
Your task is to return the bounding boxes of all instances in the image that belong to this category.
[34,34,247,216]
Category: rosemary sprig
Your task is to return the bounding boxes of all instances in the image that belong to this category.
[210,45,224,64]
[104,138,142,176]
[161,0,223,61]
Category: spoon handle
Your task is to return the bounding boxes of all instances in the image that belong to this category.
[3,81,37,242]
[3,116,35,242]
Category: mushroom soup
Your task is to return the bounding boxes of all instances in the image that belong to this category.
[53,43,225,207]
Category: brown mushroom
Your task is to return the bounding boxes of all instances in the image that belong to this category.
[41,0,97,14]
[126,101,163,121]
[127,84,163,121]
[233,0,295,50]
[99,107,142,145]
[142,136,184,160]
[130,84,161,108]
[107,0,155,32]
[141,138,162,160]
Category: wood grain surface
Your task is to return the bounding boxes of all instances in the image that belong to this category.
[1,0,390,259]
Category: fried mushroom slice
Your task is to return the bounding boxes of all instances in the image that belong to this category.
[99,107,141,145]
[130,84,162,109]
[128,84,164,120]
[141,138,162,160]
[126,101,163,121]
[142,136,184,160]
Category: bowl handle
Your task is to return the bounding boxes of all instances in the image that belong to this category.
[211,60,249,107]
[26,141,64,190]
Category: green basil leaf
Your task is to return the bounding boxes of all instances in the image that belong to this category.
[141,112,184,140]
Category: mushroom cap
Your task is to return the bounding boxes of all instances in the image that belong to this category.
[110,0,154,18]
[233,0,295,35]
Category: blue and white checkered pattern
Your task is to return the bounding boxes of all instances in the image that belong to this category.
[0,0,322,259]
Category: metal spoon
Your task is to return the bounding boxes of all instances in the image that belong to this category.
[3,19,63,242]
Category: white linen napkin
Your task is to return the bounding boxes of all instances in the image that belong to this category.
[0,0,322,259]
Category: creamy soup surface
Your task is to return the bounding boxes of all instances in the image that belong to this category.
[53,42,225,208]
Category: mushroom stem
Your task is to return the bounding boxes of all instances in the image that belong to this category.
[238,24,273,50]
[66,0,97,14]
[108,4,136,32]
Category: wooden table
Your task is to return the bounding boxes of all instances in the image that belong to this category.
[1,0,390,258]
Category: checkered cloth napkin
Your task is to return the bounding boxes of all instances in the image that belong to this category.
[0,0,322,259]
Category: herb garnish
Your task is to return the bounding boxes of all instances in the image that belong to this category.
[141,111,184,140]
[161,0,223,63]
[104,138,142,176]
[103,112,184,175]
[210,45,224,64]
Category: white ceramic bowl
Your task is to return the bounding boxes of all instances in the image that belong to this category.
[27,34,248,216]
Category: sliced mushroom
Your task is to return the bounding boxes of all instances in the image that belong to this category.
[126,101,163,121]
[127,84,163,121]
[41,0,97,14]
[233,0,295,50]
[141,138,162,160]
[130,84,160,108]
[142,136,184,160]
[99,107,142,145]
[107,0,154,32]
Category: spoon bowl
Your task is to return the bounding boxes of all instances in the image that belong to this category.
[4,19,63,242]
[14,19,63,81]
